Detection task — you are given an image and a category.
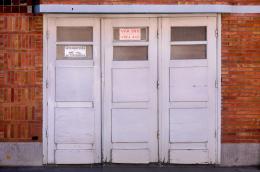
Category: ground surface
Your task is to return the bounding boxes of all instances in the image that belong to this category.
[0,165,259,172]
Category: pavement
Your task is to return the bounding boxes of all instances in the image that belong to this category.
[0,165,259,172]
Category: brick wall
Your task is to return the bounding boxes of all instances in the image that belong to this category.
[0,0,40,13]
[221,13,260,143]
[0,13,43,142]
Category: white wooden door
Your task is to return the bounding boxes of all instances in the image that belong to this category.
[47,18,101,164]
[102,18,158,163]
[159,17,217,164]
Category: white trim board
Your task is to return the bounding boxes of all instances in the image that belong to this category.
[35,5,260,14]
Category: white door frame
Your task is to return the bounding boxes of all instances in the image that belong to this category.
[42,14,221,164]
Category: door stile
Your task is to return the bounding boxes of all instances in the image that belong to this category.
[47,17,57,164]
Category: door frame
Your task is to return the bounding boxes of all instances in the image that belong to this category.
[42,14,221,164]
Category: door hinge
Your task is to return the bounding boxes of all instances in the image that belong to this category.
[45,129,48,138]
[157,30,159,39]
[46,80,48,88]
[157,80,159,89]
[157,131,159,139]
[46,30,49,39]
[215,29,218,38]
[215,79,218,88]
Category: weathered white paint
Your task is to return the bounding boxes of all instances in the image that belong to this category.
[46,17,101,164]
[159,16,217,164]
[112,149,150,163]
[216,14,222,164]
[43,14,221,164]
[102,18,158,163]
[55,150,95,164]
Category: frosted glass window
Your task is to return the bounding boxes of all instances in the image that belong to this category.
[113,46,148,61]
[56,45,93,60]
[57,27,93,42]
[113,27,148,41]
[171,27,206,41]
[171,45,206,60]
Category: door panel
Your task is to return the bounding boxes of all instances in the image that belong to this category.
[160,17,217,164]
[47,18,101,164]
[103,18,158,163]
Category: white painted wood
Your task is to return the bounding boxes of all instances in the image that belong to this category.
[112,109,149,142]
[112,149,150,163]
[43,14,220,165]
[57,144,93,150]
[36,4,260,14]
[47,17,56,164]
[216,14,222,164]
[170,142,207,150]
[170,60,208,67]
[170,150,209,164]
[56,41,93,45]
[55,150,94,164]
[112,61,149,68]
[42,14,48,164]
[55,102,93,108]
[112,68,149,102]
[103,18,158,163]
[112,42,149,46]
[111,102,149,109]
[47,17,101,164]
[169,108,208,142]
[170,101,207,109]
[171,41,207,45]
[169,67,208,102]
[112,143,148,149]
[55,108,94,143]
[56,60,94,67]
[160,17,218,164]
[56,67,94,101]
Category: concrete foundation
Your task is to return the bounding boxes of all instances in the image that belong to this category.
[0,142,42,166]
[0,143,259,166]
[221,143,260,166]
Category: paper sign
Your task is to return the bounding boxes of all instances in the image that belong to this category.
[119,28,141,41]
[65,46,86,57]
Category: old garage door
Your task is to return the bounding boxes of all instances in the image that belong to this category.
[45,15,218,164]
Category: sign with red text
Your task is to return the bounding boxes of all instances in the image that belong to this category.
[119,28,141,41]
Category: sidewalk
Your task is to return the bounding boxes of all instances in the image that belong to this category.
[0,165,259,172]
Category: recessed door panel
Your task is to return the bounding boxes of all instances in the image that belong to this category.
[112,68,149,102]
[112,109,149,142]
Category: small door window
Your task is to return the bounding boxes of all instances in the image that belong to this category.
[56,27,93,60]
[171,26,207,60]
[113,27,149,61]
[171,27,206,41]
[113,46,148,61]
[171,45,206,60]
[57,27,93,42]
